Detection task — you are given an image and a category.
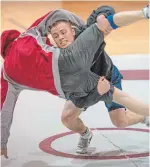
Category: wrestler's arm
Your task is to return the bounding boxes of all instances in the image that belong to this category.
[109,10,146,28]
[90,6,148,36]
[96,9,147,32]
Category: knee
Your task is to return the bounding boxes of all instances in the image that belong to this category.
[110,108,128,128]
[61,112,72,125]
[61,101,83,126]
[112,120,128,128]
[61,108,79,125]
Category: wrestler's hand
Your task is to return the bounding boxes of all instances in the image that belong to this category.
[1,148,8,159]
[97,76,110,95]
[96,15,113,36]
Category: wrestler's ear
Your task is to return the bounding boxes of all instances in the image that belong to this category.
[71,26,76,37]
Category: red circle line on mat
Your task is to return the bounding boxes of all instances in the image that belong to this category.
[39,128,149,160]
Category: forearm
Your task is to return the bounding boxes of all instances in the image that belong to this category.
[1,82,20,149]
[113,10,145,27]
[90,5,148,31]
[95,10,146,35]
[1,104,15,149]
[1,109,13,149]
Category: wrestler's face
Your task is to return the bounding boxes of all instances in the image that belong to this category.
[51,21,75,48]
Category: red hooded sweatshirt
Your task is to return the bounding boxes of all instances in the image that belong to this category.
[1,11,59,95]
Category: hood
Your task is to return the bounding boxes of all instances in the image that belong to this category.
[37,9,85,36]
[0,30,20,59]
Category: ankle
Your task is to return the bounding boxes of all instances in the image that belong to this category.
[80,127,91,139]
[81,127,88,134]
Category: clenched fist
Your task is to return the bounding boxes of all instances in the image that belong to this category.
[97,76,110,95]
[96,15,113,36]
